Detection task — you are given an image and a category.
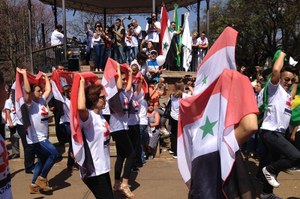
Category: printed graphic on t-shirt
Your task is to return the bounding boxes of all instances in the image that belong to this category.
[284,96,292,115]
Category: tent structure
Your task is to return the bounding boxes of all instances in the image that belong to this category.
[39,0,202,14]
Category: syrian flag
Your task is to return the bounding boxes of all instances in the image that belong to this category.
[102,58,130,100]
[181,12,192,72]
[193,27,238,95]
[70,72,99,172]
[160,4,173,56]
[14,71,45,129]
[178,27,259,198]
[178,69,258,198]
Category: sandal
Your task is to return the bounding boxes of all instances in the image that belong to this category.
[113,182,121,191]
[120,183,134,198]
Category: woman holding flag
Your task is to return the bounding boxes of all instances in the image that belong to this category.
[76,75,113,199]
[109,63,135,198]
[17,68,59,194]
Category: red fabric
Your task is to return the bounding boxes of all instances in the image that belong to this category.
[70,72,99,144]
[51,70,74,93]
[15,71,45,101]
[133,71,148,94]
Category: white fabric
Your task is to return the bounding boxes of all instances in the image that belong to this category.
[102,100,110,115]
[60,97,70,124]
[182,12,192,72]
[139,99,148,125]
[26,96,49,144]
[128,91,144,125]
[261,82,292,133]
[131,25,141,47]
[4,98,17,126]
[109,91,132,132]
[145,21,161,43]
[81,110,110,177]
[51,30,64,46]
[170,95,180,121]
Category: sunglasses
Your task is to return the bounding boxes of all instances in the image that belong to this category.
[98,95,106,101]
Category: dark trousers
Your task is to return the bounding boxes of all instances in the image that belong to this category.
[111,130,135,180]
[83,172,114,199]
[128,125,141,166]
[170,117,178,156]
[261,129,300,193]
[17,124,36,172]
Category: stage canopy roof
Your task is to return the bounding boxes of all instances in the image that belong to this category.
[39,0,200,14]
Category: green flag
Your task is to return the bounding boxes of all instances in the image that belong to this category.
[174,3,181,68]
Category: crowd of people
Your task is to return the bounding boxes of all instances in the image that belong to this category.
[51,13,209,72]
[1,16,299,199]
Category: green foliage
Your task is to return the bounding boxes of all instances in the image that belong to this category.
[209,0,300,68]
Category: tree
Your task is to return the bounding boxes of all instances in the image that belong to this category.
[209,0,300,68]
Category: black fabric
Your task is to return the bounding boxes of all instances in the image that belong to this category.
[79,129,96,180]
[165,36,179,71]
[163,98,171,119]
[83,172,114,199]
[189,150,255,199]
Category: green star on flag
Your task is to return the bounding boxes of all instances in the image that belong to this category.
[163,42,169,50]
[200,116,217,139]
[202,75,208,85]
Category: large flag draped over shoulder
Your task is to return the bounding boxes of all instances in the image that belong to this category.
[194,27,238,95]
[181,12,192,72]
[15,71,45,129]
[160,4,173,56]
[102,58,129,100]
[178,69,258,198]
[70,72,99,168]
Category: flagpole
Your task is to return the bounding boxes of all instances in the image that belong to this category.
[152,0,155,12]
[206,0,210,38]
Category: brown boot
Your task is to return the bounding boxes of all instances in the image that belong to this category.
[29,184,40,194]
[35,176,53,191]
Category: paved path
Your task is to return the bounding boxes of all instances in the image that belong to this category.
[8,146,300,199]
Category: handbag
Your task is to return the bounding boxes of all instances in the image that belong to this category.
[163,97,171,118]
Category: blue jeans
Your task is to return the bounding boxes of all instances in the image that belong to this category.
[114,46,125,63]
[139,125,148,164]
[17,124,35,172]
[124,46,131,64]
[261,129,300,174]
[32,139,59,183]
[93,43,105,70]
[131,46,139,60]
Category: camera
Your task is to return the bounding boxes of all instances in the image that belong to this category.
[128,23,134,29]
[146,17,153,25]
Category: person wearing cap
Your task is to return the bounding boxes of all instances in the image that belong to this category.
[146,50,162,83]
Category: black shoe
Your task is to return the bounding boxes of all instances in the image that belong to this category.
[9,154,20,159]
[25,170,33,174]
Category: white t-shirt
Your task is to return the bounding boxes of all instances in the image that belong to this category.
[131,25,142,47]
[145,21,161,43]
[59,97,70,124]
[0,135,12,199]
[261,82,292,133]
[4,98,17,126]
[81,110,110,178]
[102,100,110,115]
[51,30,64,46]
[131,59,148,76]
[26,96,49,144]
[170,95,181,121]
[139,99,148,126]
[109,91,132,132]
[128,91,144,126]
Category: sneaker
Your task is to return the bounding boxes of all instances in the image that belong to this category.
[29,184,40,194]
[168,150,174,154]
[260,192,282,199]
[35,176,53,191]
[262,167,280,188]
[172,155,178,159]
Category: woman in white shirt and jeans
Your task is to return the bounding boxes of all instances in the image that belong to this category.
[17,68,59,194]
